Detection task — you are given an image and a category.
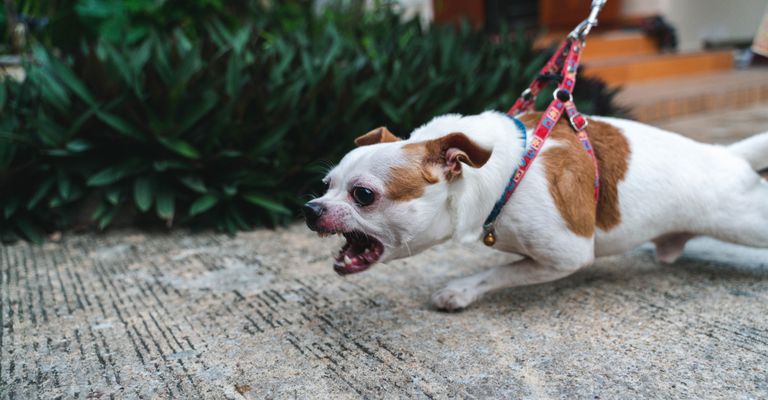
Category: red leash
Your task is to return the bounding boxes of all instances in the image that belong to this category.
[482,2,605,247]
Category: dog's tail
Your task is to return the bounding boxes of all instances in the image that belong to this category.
[729,132,768,172]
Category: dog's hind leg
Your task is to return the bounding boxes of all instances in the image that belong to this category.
[653,233,695,264]
[431,257,588,311]
[705,178,768,248]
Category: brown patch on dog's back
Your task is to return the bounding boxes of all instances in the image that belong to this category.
[540,126,598,237]
[521,112,631,235]
[587,118,631,230]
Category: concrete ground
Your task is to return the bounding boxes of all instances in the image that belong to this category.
[3,229,768,399]
[2,106,768,399]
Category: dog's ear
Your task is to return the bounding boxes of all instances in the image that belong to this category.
[427,133,491,180]
[355,127,401,147]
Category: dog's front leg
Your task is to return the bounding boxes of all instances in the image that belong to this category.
[431,258,584,311]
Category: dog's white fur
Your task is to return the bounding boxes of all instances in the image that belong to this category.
[314,111,768,310]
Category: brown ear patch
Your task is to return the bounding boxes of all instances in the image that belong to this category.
[522,112,631,236]
[386,132,490,201]
[386,162,440,201]
[355,127,401,146]
[410,132,492,180]
[423,133,492,168]
[386,143,440,201]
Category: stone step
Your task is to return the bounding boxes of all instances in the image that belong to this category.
[616,68,768,122]
[581,31,659,61]
[583,50,734,86]
[535,30,659,61]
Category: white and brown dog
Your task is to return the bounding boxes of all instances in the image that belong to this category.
[303,111,768,310]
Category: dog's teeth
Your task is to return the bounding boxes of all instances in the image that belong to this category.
[344,255,352,264]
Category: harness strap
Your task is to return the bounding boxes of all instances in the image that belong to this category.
[566,100,601,202]
[507,39,570,115]
[482,39,601,247]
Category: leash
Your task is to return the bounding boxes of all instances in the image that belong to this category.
[482,0,606,247]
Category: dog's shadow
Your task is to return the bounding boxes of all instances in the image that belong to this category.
[443,244,768,314]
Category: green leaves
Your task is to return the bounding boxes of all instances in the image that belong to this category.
[91,200,117,230]
[0,2,625,243]
[243,193,291,215]
[27,178,55,210]
[0,82,6,110]
[133,177,154,212]
[157,137,201,159]
[4,197,20,219]
[179,176,207,193]
[66,139,92,153]
[87,166,127,186]
[95,110,145,140]
[15,217,46,244]
[156,188,175,222]
[189,194,218,216]
[57,171,72,199]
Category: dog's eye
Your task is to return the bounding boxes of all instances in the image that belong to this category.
[351,186,375,207]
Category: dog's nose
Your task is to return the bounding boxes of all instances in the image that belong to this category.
[302,202,325,230]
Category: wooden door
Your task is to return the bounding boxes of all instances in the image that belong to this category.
[433,0,485,30]
[539,0,622,30]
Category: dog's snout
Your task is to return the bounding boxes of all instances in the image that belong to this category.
[303,202,325,230]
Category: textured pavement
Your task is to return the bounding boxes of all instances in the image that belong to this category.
[3,107,768,399]
[2,226,768,399]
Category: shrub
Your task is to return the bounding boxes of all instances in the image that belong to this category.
[0,1,625,242]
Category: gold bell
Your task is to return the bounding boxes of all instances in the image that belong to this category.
[483,231,496,247]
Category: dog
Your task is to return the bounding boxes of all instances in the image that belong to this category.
[303,111,768,310]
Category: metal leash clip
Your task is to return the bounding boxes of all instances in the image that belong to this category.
[568,0,607,41]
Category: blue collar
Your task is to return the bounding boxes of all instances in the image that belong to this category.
[481,115,527,245]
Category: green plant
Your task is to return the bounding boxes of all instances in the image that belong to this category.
[0,2,625,242]
[2,0,229,53]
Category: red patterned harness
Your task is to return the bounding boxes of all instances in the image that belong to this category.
[481,37,601,247]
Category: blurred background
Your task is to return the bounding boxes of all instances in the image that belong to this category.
[0,0,766,242]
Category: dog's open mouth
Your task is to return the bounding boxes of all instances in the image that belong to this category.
[328,231,384,275]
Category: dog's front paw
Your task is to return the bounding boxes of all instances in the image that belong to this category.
[431,287,477,311]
